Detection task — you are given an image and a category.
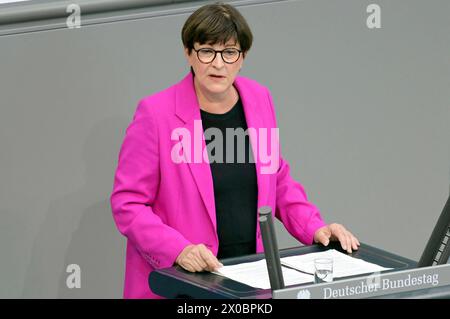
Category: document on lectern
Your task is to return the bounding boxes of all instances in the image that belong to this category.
[214,249,392,289]
[213,259,314,289]
[281,249,392,278]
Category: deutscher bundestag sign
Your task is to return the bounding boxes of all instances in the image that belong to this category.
[272,264,450,299]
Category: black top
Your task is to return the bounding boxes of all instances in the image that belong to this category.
[200,98,258,259]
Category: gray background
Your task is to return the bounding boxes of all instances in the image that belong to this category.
[0,0,448,298]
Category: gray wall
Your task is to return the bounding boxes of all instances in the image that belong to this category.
[0,0,448,298]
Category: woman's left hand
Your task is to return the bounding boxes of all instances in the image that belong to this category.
[313,223,360,254]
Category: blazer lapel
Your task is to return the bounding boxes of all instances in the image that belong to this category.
[234,77,271,211]
[175,73,217,231]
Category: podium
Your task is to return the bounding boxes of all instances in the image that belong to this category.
[148,242,450,299]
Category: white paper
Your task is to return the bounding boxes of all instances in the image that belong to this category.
[213,250,392,289]
[281,249,392,278]
[213,259,314,289]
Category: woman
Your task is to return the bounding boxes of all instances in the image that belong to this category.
[110,2,360,299]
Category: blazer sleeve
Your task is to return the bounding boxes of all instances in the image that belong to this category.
[265,88,327,245]
[110,99,191,269]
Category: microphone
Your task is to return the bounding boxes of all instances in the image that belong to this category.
[258,206,285,290]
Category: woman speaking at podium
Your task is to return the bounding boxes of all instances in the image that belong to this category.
[110,2,360,299]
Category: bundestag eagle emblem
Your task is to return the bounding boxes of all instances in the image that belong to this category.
[296,289,311,299]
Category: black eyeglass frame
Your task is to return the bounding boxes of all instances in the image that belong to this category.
[192,47,243,64]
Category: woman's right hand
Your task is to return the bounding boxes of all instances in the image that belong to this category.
[175,244,223,272]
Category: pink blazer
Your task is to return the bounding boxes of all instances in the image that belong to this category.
[110,72,326,299]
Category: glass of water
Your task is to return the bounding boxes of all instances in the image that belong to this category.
[314,258,333,284]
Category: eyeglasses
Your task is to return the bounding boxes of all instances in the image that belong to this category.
[193,47,242,64]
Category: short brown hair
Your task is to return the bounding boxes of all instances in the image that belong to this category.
[181,2,253,57]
